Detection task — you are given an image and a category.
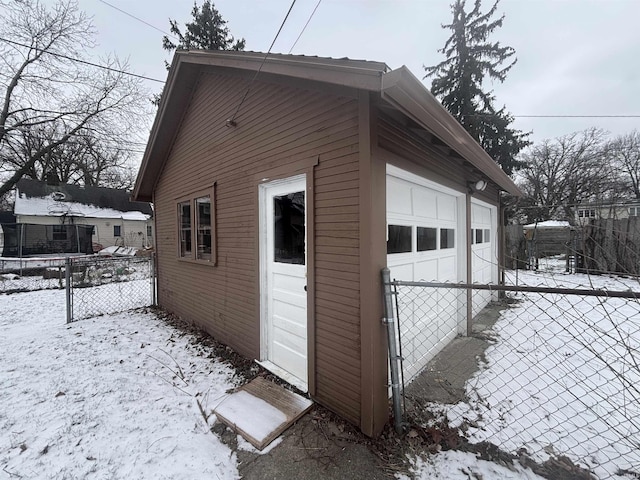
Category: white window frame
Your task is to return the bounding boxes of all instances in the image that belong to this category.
[176,184,216,265]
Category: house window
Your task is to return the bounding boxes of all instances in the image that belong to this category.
[475,229,483,244]
[578,209,596,218]
[417,227,437,251]
[146,225,153,237]
[196,196,212,261]
[113,225,121,237]
[177,185,216,264]
[440,228,455,249]
[274,192,305,265]
[629,207,639,217]
[387,225,412,254]
[52,225,66,241]
[178,201,192,257]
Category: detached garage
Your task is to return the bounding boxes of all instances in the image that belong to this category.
[133,50,520,437]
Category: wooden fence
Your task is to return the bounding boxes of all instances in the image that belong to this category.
[504,219,640,276]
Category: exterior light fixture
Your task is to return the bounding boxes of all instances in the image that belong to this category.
[468,179,488,193]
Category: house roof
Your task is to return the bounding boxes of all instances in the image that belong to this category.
[133,50,521,201]
[15,179,152,221]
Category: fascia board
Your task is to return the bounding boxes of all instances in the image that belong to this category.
[381,67,522,197]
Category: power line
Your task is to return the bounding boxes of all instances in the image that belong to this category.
[0,37,165,83]
[288,0,322,54]
[227,0,298,125]
[97,0,178,40]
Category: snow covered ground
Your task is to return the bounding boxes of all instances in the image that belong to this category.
[400,450,546,480]
[408,259,640,479]
[0,289,240,480]
[4,260,638,479]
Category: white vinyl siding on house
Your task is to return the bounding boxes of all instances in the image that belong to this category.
[13,215,152,250]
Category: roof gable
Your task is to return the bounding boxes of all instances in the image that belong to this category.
[133,50,520,200]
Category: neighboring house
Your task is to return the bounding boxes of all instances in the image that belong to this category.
[133,51,520,437]
[576,200,640,224]
[4,179,153,257]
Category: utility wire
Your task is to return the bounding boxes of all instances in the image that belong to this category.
[227,0,297,125]
[97,0,178,40]
[0,37,165,83]
[288,0,322,54]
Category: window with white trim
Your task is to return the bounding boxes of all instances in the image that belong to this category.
[629,207,640,217]
[177,185,216,264]
[578,209,596,218]
[195,196,212,261]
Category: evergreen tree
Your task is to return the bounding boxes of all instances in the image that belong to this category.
[154,1,244,104]
[162,1,245,55]
[425,0,529,175]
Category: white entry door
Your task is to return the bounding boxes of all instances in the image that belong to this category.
[259,175,308,391]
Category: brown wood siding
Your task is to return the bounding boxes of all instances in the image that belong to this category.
[153,71,363,425]
[313,141,361,417]
[378,115,469,191]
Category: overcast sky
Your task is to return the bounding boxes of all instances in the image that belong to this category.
[72,0,640,144]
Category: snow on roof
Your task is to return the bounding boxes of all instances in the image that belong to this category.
[523,220,571,229]
[14,194,150,221]
[14,179,151,221]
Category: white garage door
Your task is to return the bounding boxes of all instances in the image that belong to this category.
[471,199,498,316]
[386,165,465,382]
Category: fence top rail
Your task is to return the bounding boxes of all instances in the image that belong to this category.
[389,280,640,299]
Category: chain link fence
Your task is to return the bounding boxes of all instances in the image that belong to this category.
[384,274,640,479]
[0,254,155,321]
[0,256,69,293]
[66,255,155,322]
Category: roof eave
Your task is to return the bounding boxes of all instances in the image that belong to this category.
[133,54,199,203]
[132,51,388,202]
[380,66,522,197]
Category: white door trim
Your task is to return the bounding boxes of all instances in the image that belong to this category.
[258,174,308,391]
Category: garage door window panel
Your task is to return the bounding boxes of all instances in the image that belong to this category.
[387,224,412,254]
[417,227,437,252]
[441,228,455,249]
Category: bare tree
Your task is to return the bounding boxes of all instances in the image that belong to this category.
[608,130,640,200]
[0,0,149,196]
[517,128,617,221]
[4,122,138,189]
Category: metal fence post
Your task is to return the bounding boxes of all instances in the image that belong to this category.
[382,267,404,434]
[65,257,72,324]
